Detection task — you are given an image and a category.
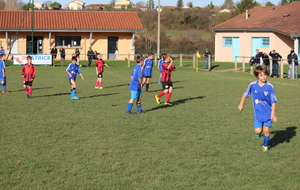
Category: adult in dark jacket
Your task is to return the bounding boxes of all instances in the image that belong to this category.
[87,47,95,67]
[59,47,66,67]
[203,49,212,70]
[50,46,58,67]
[255,49,263,66]
[262,52,270,75]
[287,50,298,79]
[269,50,282,78]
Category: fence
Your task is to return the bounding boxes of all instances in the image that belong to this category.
[234,56,298,79]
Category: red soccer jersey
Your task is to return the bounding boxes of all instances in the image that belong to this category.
[161,62,175,82]
[22,63,36,82]
[95,59,105,73]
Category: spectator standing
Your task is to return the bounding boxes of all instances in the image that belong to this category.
[50,46,58,67]
[0,54,9,93]
[115,48,119,60]
[255,49,263,66]
[203,49,211,70]
[269,50,282,78]
[262,52,270,75]
[59,47,66,67]
[287,50,298,79]
[75,48,80,65]
[87,47,95,67]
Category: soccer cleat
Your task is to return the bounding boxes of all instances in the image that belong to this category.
[261,146,269,153]
[71,96,80,100]
[27,94,30,98]
[164,102,173,105]
[99,86,103,89]
[146,91,150,93]
[137,110,146,113]
[28,96,32,99]
[155,95,160,104]
[126,111,134,115]
[254,133,260,140]
[2,91,10,93]
[95,86,99,89]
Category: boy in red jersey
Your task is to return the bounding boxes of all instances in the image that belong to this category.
[155,54,176,105]
[95,54,110,89]
[21,56,36,98]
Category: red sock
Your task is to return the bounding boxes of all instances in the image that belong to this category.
[166,93,172,103]
[95,81,98,87]
[24,88,29,94]
[99,82,103,87]
[28,88,33,96]
[157,91,166,98]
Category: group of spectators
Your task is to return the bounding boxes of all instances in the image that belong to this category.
[254,49,298,79]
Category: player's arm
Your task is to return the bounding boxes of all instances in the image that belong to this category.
[271,102,277,122]
[32,65,36,81]
[1,68,5,78]
[138,78,142,89]
[79,73,84,80]
[238,94,247,112]
[104,63,110,67]
[95,67,98,75]
[21,66,25,77]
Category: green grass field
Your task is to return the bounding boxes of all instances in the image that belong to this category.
[1,60,299,189]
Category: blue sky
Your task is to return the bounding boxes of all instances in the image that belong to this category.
[30,0,281,8]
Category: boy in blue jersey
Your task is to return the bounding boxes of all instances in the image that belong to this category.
[126,55,146,114]
[157,54,165,84]
[238,66,277,153]
[0,54,9,93]
[142,53,154,93]
[66,57,84,100]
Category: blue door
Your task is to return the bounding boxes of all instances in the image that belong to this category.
[252,37,260,56]
[232,37,240,61]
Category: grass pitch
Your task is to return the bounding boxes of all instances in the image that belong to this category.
[1,61,299,189]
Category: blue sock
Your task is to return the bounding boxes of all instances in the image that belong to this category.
[2,83,6,91]
[137,104,142,112]
[126,103,133,113]
[263,136,270,147]
[158,77,161,83]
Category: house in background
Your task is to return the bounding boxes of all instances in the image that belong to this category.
[85,4,109,10]
[66,0,85,10]
[34,2,43,9]
[0,11,143,60]
[115,0,132,9]
[211,1,300,62]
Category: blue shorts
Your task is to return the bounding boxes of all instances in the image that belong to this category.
[0,77,6,81]
[130,90,142,99]
[254,120,272,128]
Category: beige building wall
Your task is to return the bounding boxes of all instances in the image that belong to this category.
[214,31,295,62]
[0,31,135,60]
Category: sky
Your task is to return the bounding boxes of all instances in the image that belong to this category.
[29,0,282,8]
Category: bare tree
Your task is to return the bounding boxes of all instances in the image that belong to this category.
[0,0,5,10]
[5,0,22,10]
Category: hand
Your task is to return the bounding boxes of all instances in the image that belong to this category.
[238,105,243,112]
[81,76,84,80]
[271,115,278,122]
[69,74,72,78]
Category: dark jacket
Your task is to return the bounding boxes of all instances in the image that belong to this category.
[287,53,298,66]
[255,52,263,63]
[269,51,282,63]
[60,48,65,59]
[50,48,58,58]
[87,50,95,59]
[262,54,270,65]
[204,50,211,59]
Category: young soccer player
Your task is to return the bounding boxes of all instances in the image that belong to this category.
[21,56,36,98]
[238,66,278,153]
[142,53,154,93]
[155,54,176,105]
[126,55,146,114]
[95,53,109,89]
[157,54,165,84]
[0,54,9,93]
[66,57,84,100]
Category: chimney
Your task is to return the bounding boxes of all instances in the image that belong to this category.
[246,10,249,19]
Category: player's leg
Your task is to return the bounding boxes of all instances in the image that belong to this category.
[158,73,162,83]
[254,121,263,140]
[126,91,136,114]
[165,85,173,105]
[262,120,272,152]
[95,74,100,89]
[23,82,30,97]
[70,79,79,99]
[1,78,9,93]
[27,82,33,98]
[136,90,145,113]
[99,74,103,89]
[155,82,168,104]
[145,77,150,92]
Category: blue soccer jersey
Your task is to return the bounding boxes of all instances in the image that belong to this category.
[130,64,142,91]
[0,60,5,79]
[244,81,277,122]
[158,59,164,73]
[143,58,153,77]
[66,63,82,81]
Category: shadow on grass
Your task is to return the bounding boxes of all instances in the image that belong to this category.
[82,93,120,99]
[146,96,206,112]
[35,92,70,98]
[14,87,54,92]
[105,83,129,89]
[269,126,297,149]
[210,65,219,70]
[150,86,184,93]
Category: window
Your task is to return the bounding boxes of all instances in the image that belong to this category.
[223,37,232,47]
[55,36,81,47]
[261,37,270,47]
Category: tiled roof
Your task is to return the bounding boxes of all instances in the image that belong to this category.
[212,1,300,36]
[0,10,143,31]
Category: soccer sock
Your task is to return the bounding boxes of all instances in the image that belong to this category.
[157,91,166,98]
[146,83,149,91]
[136,104,142,112]
[95,81,98,87]
[2,83,6,92]
[24,88,29,94]
[28,88,32,96]
[166,93,172,103]
[99,82,103,87]
[158,77,161,83]
[126,103,133,113]
[263,135,270,147]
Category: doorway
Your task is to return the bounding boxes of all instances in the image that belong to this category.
[108,37,118,60]
[26,36,44,54]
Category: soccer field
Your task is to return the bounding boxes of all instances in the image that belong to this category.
[1,61,299,189]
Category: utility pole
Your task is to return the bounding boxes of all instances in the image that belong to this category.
[157,0,161,60]
[31,0,34,54]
